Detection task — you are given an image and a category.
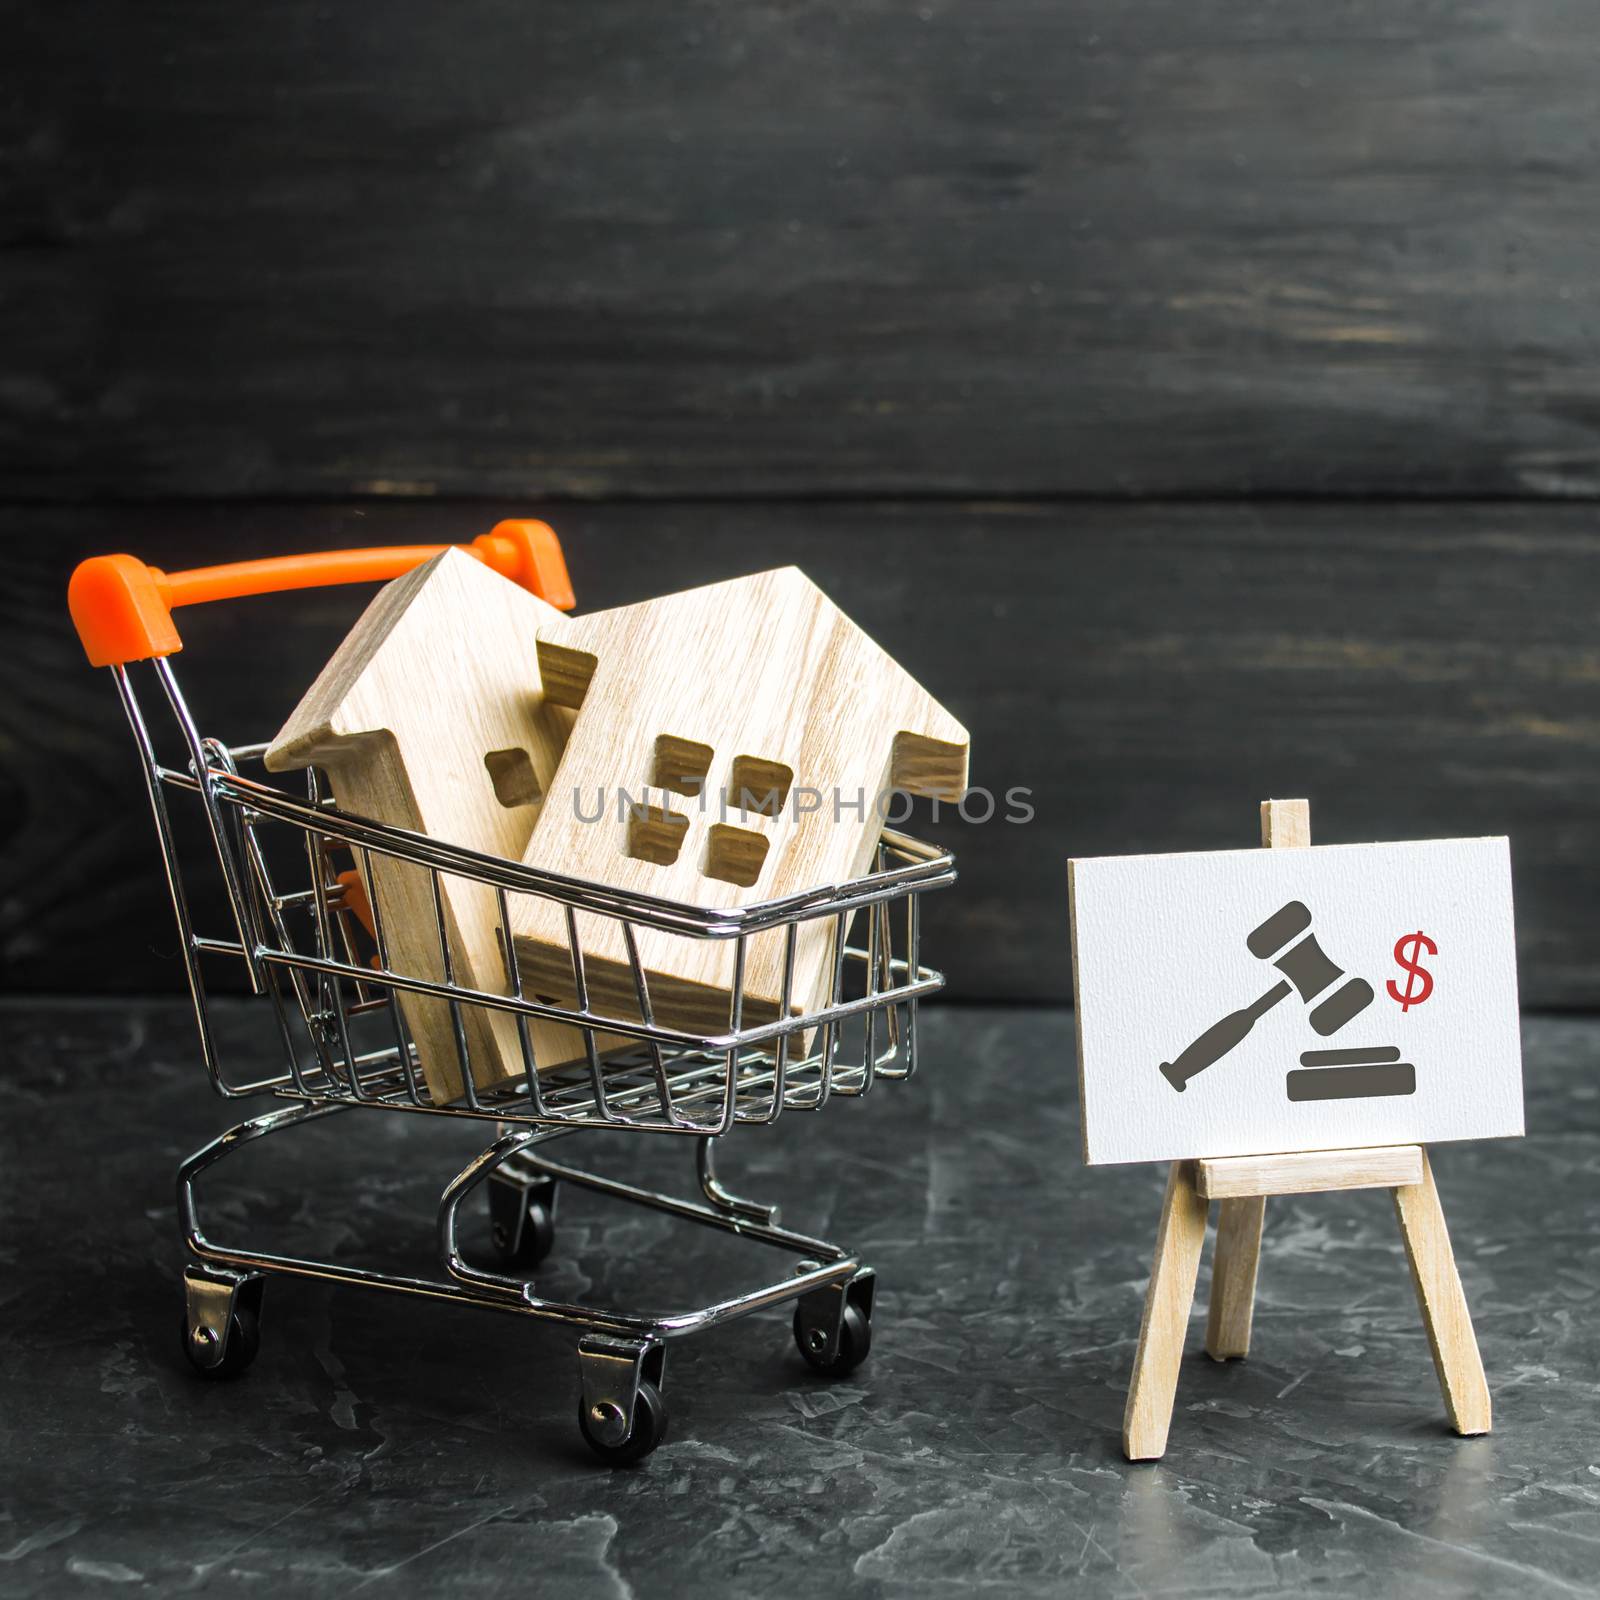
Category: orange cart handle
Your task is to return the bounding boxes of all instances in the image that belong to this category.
[68,519,575,668]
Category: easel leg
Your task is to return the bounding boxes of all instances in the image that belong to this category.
[1205,1196,1266,1360]
[1391,1149,1491,1435]
[1123,1161,1209,1460]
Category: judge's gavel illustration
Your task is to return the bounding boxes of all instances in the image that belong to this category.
[1159,901,1374,1092]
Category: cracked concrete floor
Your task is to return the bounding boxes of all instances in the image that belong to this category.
[2,1000,1597,1597]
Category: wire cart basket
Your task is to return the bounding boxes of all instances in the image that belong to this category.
[69,527,957,1463]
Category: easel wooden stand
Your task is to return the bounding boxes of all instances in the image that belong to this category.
[1121,798,1492,1461]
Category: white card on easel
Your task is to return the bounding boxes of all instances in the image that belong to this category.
[1069,837,1524,1166]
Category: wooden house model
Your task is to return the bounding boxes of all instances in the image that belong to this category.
[264,549,589,1102]
[508,567,969,1037]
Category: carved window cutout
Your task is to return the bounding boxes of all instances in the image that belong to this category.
[728,754,793,817]
[535,640,598,709]
[625,803,690,867]
[703,823,770,888]
[652,735,715,798]
[484,747,543,808]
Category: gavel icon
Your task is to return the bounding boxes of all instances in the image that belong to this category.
[1159,901,1374,1092]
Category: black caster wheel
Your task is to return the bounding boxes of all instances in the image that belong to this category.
[493,1200,555,1270]
[795,1300,872,1377]
[180,1303,261,1379]
[579,1380,669,1466]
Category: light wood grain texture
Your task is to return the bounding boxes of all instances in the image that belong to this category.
[1392,1149,1493,1435]
[264,549,591,1101]
[1196,1144,1426,1199]
[1204,1196,1265,1361]
[507,567,968,1035]
[1260,800,1312,851]
[1261,798,1311,849]
[1122,1161,1210,1461]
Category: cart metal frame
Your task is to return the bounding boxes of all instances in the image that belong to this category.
[110,638,954,1462]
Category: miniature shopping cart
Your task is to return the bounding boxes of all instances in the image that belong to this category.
[68,526,955,1463]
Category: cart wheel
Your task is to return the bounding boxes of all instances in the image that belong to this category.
[493,1200,555,1270]
[578,1380,668,1466]
[180,1303,261,1379]
[795,1301,872,1377]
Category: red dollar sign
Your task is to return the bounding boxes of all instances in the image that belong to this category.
[1387,931,1436,1011]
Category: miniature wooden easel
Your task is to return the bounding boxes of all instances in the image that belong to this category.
[1122,798,1492,1460]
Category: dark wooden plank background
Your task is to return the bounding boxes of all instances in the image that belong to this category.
[9,500,1598,1003]
[6,0,1600,499]
[5,4,1599,1003]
